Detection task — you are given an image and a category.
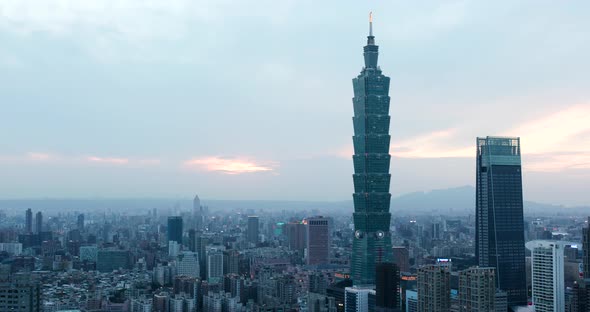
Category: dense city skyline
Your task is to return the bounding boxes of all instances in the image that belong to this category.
[0,1,589,205]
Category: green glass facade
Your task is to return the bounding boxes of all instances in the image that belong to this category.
[351,22,393,286]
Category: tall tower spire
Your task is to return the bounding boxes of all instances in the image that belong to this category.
[351,12,392,286]
[369,12,373,37]
[367,12,375,46]
[364,12,378,69]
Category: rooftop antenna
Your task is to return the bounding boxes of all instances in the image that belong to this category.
[369,11,373,36]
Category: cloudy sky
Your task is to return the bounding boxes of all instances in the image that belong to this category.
[0,1,589,205]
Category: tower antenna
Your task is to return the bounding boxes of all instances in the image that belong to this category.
[369,12,373,36]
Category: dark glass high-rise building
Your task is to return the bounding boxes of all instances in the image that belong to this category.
[305,216,330,265]
[25,208,33,234]
[287,221,306,254]
[583,217,589,279]
[583,216,590,312]
[35,211,42,234]
[197,234,208,280]
[167,216,183,246]
[247,216,259,245]
[475,136,527,307]
[77,214,85,231]
[351,15,393,285]
[188,229,197,252]
[97,249,131,273]
[375,262,400,312]
[392,246,410,273]
[194,194,203,231]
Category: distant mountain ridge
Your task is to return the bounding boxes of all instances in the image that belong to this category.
[0,186,586,216]
[390,185,588,216]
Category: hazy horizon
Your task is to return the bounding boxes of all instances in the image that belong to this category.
[0,186,587,213]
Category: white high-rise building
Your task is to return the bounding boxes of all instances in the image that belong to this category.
[203,292,223,312]
[207,246,224,281]
[169,241,180,257]
[176,251,200,278]
[406,290,418,312]
[170,297,184,312]
[154,264,174,286]
[169,296,195,312]
[185,298,196,312]
[345,286,375,312]
[526,240,575,312]
[131,298,153,312]
[0,243,22,256]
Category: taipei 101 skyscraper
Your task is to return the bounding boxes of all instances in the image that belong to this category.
[351,13,393,285]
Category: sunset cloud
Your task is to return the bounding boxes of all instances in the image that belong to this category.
[184,156,276,174]
[84,156,161,166]
[26,152,56,161]
[393,104,590,172]
[0,152,59,163]
[390,129,473,158]
[1,152,162,167]
[525,152,590,172]
[334,128,472,159]
[86,156,130,165]
[138,159,162,166]
[512,104,590,172]
[510,105,590,154]
[333,103,590,174]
